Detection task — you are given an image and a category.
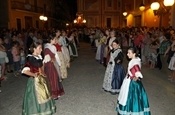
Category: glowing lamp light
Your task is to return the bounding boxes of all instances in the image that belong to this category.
[39,15,44,20]
[74,13,86,24]
[139,1,145,11]
[151,2,160,11]
[78,16,81,20]
[82,19,86,23]
[123,12,127,16]
[43,16,47,21]
[39,15,47,21]
[163,0,175,6]
[139,6,145,11]
[74,19,77,23]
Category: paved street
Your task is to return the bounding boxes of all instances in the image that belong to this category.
[0,42,175,115]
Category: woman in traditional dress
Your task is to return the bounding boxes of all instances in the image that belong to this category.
[44,33,64,100]
[116,46,151,115]
[55,35,68,79]
[0,37,7,81]
[61,30,70,68]
[95,31,107,64]
[168,52,175,82]
[103,29,111,67]
[106,30,117,66]
[0,37,8,93]
[21,42,56,115]
[167,35,175,82]
[103,39,125,94]
[99,31,107,64]
[67,32,78,58]
[165,34,175,82]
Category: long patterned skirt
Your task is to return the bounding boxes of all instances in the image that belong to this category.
[45,62,64,99]
[116,80,151,115]
[57,52,67,79]
[61,46,70,68]
[68,42,78,57]
[111,64,125,93]
[22,78,56,115]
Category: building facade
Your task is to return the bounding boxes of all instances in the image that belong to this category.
[77,0,123,28]
[0,0,59,30]
[77,0,175,28]
[122,0,175,28]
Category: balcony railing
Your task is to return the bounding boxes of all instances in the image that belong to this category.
[11,1,43,14]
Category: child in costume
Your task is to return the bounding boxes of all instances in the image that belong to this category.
[103,39,125,94]
[116,46,151,115]
[21,42,56,115]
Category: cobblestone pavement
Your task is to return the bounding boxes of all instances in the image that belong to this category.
[0,42,175,115]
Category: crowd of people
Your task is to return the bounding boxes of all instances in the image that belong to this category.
[0,28,80,114]
[90,26,175,83]
[0,26,175,114]
[89,26,175,114]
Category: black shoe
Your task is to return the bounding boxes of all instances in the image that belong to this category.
[7,70,13,73]
[110,92,119,95]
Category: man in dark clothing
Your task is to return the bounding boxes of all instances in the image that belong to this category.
[26,32,34,54]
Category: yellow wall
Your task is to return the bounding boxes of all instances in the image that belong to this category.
[144,8,170,27]
[123,0,172,27]
[126,14,134,27]
[161,13,170,28]
[143,9,159,27]
[9,9,48,29]
[8,0,53,29]
[125,8,171,27]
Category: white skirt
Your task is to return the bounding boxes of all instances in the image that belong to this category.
[168,56,175,70]
[0,51,7,64]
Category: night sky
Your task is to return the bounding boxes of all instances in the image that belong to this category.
[65,0,77,19]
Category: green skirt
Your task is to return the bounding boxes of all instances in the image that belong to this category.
[117,80,151,115]
[22,77,56,115]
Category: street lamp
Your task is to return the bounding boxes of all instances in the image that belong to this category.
[123,12,127,16]
[66,23,69,26]
[139,0,145,11]
[163,0,175,6]
[123,4,128,16]
[150,0,175,27]
[74,20,77,24]
[151,0,175,12]
[151,2,160,15]
[39,15,47,29]
[150,2,160,11]
[73,13,86,24]
[39,15,47,21]
[82,19,86,23]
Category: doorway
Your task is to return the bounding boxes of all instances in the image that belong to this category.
[123,19,127,27]
[25,16,33,29]
[16,18,21,31]
[106,18,111,28]
[135,15,141,27]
